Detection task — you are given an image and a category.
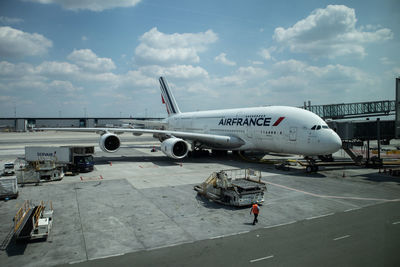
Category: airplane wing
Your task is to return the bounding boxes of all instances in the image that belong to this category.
[35,127,245,149]
[129,119,167,129]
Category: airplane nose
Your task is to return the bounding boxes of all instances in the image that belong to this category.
[329,132,342,153]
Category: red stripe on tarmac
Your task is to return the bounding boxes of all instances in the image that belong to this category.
[273,117,285,126]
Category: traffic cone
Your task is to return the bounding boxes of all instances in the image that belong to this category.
[110,161,112,166]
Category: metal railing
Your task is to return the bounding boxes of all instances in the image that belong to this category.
[14,200,31,233]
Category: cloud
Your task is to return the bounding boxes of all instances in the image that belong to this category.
[380,57,394,65]
[67,49,116,72]
[251,61,264,65]
[0,26,52,57]
[48,80,82,95]
[0,16,24,25]
[24,0,141,12]
[139,65,209,79]
[271,59,369,85]
[259,49,272,60]
[0,61,35,78]
[273,5,393,58]
[36,61,80,77]
[135,27,218,64]
[215,53,236,66]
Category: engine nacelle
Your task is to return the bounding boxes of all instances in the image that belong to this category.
[99,133,121,153]
[160,138,189,159]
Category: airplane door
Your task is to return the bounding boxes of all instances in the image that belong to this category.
[289,127,297,141]
[246,128,253,138]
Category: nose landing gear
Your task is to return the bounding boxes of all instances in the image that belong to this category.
[305,157,319,173]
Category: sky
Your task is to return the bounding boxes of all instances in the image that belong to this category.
[0,0,399,118]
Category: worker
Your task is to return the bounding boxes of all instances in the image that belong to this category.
[250,203,260,225]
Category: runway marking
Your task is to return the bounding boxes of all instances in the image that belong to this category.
[147,240,195,251]
[89,253,125,261]
[263,180,400,202]
[210,235,225,239]
[210,230,250,239]
[333,235,350,241]
[344,208,360,212]
[69,259,86,265]
[264,221,296,229]
[392,221,400,225]
[250,255,274,263]
[306,213,334,220]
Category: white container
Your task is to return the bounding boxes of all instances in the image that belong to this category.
[25,146,72,163]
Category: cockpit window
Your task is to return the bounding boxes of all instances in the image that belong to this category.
[311,125,316,130]
[316,125,321,130]
[322,125,329,129]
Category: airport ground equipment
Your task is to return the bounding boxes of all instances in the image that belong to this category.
[2,162,15,176]
[0,176,18,199]
[13,200,53,241]
[16,159,64,184]
[194,169,266,207]
[25,146,94,174]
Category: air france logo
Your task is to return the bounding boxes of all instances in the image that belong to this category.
[218,116,285,127]
[37,152,54,157]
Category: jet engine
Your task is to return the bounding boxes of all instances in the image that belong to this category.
[160,138,189,159]
[99,133,121,153]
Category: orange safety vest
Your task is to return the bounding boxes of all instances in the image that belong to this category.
[251,204,259,214]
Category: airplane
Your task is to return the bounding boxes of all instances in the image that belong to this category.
[37,77,342,172]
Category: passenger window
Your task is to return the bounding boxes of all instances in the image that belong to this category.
[311,125,316,130]
[317,125,321,130]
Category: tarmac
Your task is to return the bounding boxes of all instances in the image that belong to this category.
[0,131,400,266]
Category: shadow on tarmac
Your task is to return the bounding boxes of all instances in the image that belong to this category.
[363,173,400,185]
[4,235,47,257]
[93,153,335,179]
[195,195,251,210]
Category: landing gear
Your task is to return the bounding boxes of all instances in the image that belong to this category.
[306,165,319,173]
[189,142,210,158]
[318,154,334,162]
[211,150,228,157]
[305,157,319,173]
[189,149,210,157]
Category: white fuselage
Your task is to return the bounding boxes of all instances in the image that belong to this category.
[165,106,342,156]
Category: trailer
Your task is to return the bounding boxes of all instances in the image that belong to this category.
[194,169,267,207]
[25,146,94,174]
[0,176,18,200]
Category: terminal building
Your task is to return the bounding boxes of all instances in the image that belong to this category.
[0,117,162,132]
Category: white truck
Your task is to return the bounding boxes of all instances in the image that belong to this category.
[25,146,94,173]
[3,162,15,176]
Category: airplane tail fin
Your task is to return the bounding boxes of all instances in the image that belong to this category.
[159,77,181,116]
